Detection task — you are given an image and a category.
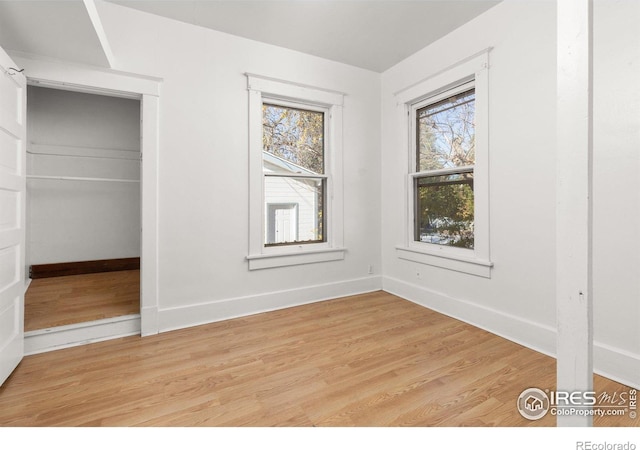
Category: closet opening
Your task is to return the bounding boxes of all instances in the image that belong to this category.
[24,85,142,347]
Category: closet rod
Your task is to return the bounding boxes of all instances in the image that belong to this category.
[27,175,140,183]
[26,150,140,161]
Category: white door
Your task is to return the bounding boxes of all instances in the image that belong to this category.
[267,203,298,244]
[275,207,293,242]
[0,47,26,386]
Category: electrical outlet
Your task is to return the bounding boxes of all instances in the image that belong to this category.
[416,269,422,279]
[368,265,374,275]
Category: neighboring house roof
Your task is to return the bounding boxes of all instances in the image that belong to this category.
[263,151,317,176]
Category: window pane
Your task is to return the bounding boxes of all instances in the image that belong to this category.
[263,104,324,175]
[415,172,474,249]
[264,176,325,246]
[417,89,475,171]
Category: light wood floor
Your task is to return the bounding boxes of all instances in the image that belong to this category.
[25,270,140,331]
[2,291,637,427]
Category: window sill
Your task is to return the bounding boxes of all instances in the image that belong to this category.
[247,247,346,270]
[396,245,493,278]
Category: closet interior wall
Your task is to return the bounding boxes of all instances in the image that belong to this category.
[26,86,141,268]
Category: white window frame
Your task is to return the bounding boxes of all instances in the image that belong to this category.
[246,74,345,270]
[395,50,493,278]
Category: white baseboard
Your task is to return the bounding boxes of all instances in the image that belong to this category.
[158,275,383,333]
[24,314,141,355]
[594,342,640,390]
[383,276,640,390]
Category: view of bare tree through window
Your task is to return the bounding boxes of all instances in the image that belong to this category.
[415,88,475,248]
[263,104,324,174]
[262,103,326,246]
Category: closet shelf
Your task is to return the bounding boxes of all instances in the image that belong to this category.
[27,149,140,161]
[27,175,140,183]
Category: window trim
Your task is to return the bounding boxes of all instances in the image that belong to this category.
[394,50,493,278]
[246,74,345,270]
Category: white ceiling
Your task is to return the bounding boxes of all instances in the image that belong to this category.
[0,0,500,72]
[0,1,110,67]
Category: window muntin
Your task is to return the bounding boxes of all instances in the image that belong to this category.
[413,84,476,249]
[262,102,327,246]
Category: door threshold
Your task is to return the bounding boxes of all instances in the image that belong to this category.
[24,314,141,355]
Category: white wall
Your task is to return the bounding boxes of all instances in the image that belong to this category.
[381,0,639,387]
[94,1,382,329]
[27,86,141,264]
[592,0,640,383]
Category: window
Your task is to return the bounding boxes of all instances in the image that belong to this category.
[263,102,326,246]
[246,74,345,270]
[413,85,475,249]
[395,50,492,277]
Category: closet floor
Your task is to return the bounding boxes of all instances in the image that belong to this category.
[25,270,140,332]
